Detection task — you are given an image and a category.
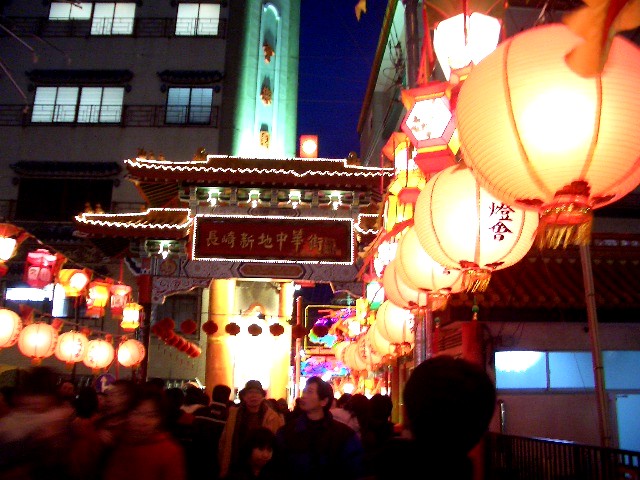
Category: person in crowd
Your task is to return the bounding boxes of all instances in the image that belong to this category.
[222,426,278,480]
[360,394,396,475]
[0,366,75,479]
[272,376,365,480]
[205,383,232,421]
[367,355,497,479]
[57,380,77,406]
[0,386,15,419]
[218,380,285,478]
[182,384,209,414]
[103,386,187,480]
[68,386,103,480]
[331,393,370,438]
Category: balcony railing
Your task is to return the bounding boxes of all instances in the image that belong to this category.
[0,105,219,128]
[0,16,227,39]
[486,433,640,479]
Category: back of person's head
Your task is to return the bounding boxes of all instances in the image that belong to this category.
[403,355,496,454]
[164,387,185,409]
[145,377,166,393]
[212,384,232,404]
[306,376,334,415]
[75,386,99,418]
[336,392,352,408]
[184,385,205,406]
[346,393,371,426]
[17,366,59,397]
[369,394,393,421]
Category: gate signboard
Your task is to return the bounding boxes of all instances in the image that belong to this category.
[192,215,354,264]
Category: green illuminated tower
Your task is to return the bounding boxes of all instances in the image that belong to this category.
[220,0,300,158]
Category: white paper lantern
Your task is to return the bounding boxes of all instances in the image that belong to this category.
[83,339,115,370]
[375,300,415,345]
[0,308,22,348]
[117,338,146,367]
[55,330,88,366]
[18,322,58,364]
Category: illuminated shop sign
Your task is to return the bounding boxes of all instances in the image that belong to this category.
[192,215,354,264]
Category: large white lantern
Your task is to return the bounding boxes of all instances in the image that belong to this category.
[55,330,89,366]
[366,324,398,357]
[117,338,146,367]
[83,338,115,371]
[381,259,427,309]
[374,300,415,345]
[0,308,22,348]
[456,23,640,248]
[18,322,58,365]
[413,163,539,292]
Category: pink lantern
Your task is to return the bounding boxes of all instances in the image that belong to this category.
[0,308,22,348]
[18,322,59,365]
[55,330,89,367]
[456,23,640,248]
[117,338,146,367]
[24,249,58,289]
[110,283,132,320]
[83,338,115,371]
[413,164,539,292]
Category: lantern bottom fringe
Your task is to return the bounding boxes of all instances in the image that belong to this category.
[428,294,450,312]
[536,220,592,249]
[462,269,492,293]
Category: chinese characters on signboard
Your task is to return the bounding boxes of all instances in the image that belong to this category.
[192,216,354,263]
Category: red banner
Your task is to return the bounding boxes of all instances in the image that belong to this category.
[192,216,354,263]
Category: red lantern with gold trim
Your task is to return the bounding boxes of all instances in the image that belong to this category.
[24,249,59,289]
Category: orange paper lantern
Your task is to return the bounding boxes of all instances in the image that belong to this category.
[86,280,111,318]
[58,269,91,297]
[456,23,640,248]
[117,338,146,367]
[121,302,143,330]
[83,338,115,371]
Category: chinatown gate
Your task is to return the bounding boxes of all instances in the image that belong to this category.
[75,153,394,402]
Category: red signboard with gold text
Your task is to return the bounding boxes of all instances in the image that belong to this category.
[192,215,354,264]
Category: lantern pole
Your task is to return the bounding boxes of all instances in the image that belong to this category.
[580,244,612,448]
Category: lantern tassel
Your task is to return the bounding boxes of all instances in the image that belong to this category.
[461,268,492,293]
[536,220,593,249]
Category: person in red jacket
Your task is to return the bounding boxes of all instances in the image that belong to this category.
[103,386,187,480]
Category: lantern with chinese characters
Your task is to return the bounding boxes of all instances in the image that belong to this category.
[18,322,59,365]
[400,82,460,175]
[83,338,115,371]
[0,308,22,348]
[121,302,143,330]
[117,338,145,367]
[343,342,368,372]
[413,164,539,292]
[433,12,502,83]
[24,249,59,289]
[55,330,88,367]
[456,23,640,248]
[86,280,111,318]
[110,284,132,320]
[58,269,90,297]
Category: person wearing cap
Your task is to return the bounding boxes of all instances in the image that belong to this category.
[218,380,284,478]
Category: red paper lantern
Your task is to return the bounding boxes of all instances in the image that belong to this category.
[248,324,262,336]
[269,323,285,337]
[291,324,308,339]
[180,319,197,335]
[202,320,219,336]
[24,249,58,289]
[225,322,240,336]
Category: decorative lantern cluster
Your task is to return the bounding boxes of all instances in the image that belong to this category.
[151,317,201,358]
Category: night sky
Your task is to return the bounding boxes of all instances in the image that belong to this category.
[297,0,387,159]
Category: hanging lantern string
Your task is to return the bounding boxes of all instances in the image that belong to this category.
[25,309,131,342]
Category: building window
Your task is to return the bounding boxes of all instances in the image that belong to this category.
[31,86,124,123]
[165,87,213,124]
[49,2,93,20]
[91,3,136,35]
[175,3,221,36]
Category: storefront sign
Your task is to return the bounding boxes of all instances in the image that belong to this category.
[192,215,354,264]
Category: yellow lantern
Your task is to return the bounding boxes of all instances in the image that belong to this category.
[117,338,146,367]
[413,164,539,292]
[382,131,416,171]
[110,283,132,319]
[121,302,143,330]
[374,300,415,345]
[18,322,59,365]
[86,280,111,318]
[58,269,91,297]
[356,334,384,369]
[83,338,115,371]
[0,308,22,348]
[333,340,350,363]
[343,342,368,372]
[366,324,397,358]
[55,330,88,367]
[456,23,640,248]
[382,259,428,310]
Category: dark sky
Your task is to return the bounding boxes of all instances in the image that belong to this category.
[297,0,387,159]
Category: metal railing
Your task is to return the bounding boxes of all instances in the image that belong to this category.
[486,433,640,479]
[0,104,219,127]
[0,16,227,38]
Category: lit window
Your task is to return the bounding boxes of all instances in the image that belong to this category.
[175,3,221,36]
[32,86,124,123]
[91,3,136,35]
[549,352,595,389]
[495,351,547,389]
[165,87,213,124]
[49,2,93,20]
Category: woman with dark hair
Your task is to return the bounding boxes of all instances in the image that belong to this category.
[222,426,277,480]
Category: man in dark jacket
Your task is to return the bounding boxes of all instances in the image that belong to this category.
[272,376,364,480]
